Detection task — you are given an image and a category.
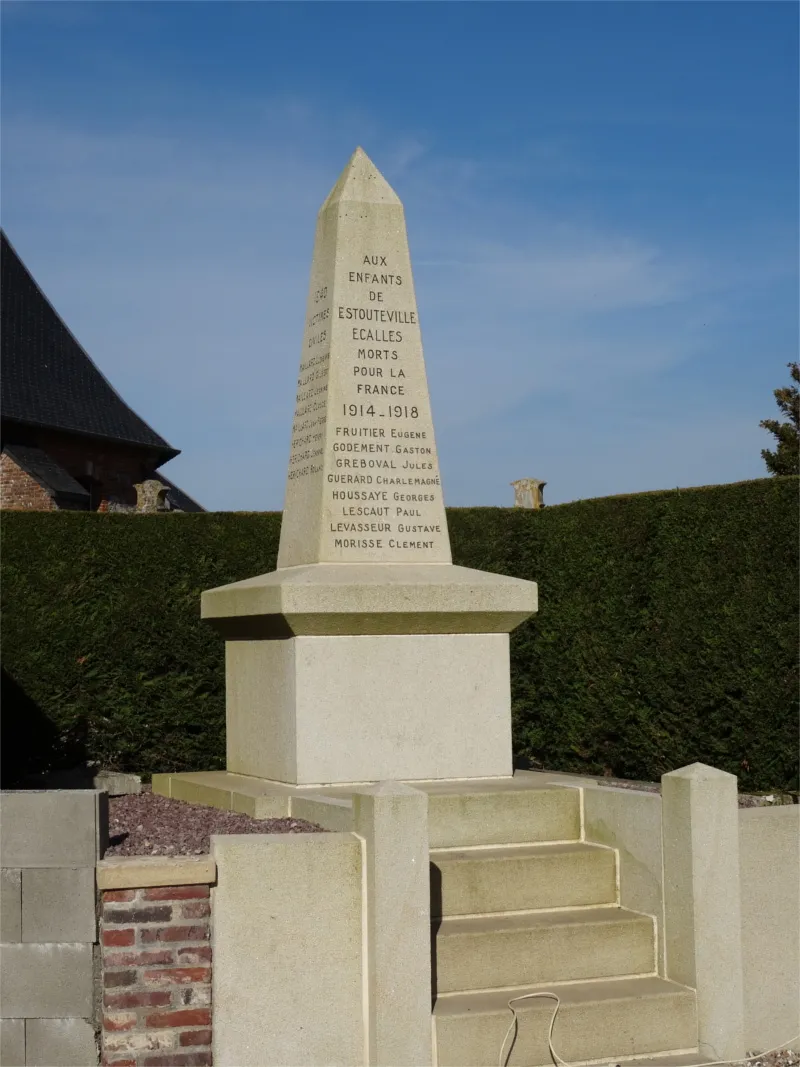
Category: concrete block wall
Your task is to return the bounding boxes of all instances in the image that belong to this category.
[0,789,106,1067]
[97,857,216,1067]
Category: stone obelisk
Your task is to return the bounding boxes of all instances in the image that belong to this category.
[279,147,450,568]
[202,148,538,786]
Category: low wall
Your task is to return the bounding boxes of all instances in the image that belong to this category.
[96,855,216,1067]
[585,769,799,1058]
[0,789,106,1067]
[582,784,665,973]
[739,805,800,1052]
[210,782,431,1067]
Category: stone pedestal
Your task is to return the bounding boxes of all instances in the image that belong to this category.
[203,563,536,786]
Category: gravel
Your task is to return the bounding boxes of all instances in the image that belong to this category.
[106,790,323,857]
[547,772,797,808]
[730,1052,800,1067]
[103,772,796,859]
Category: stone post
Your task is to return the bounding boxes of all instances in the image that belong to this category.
[354,782,431,1066]
[661,763,744,1061]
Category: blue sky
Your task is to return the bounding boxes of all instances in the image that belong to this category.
[2,1,797,510]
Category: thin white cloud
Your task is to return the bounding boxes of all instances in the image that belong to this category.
[1,104,790,509]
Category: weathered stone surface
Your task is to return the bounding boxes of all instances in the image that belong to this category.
[0,869,21,941]
[0,943,93,1018]
[93,771,142,796]
[21,868,96,943]
[0,791,99,867]
[0,1018,24,1066]
[25,1018,97,1067]
[434,976,697,1067]
[95,854,216,891]
[134,479,168,513]
[511,477,546,509]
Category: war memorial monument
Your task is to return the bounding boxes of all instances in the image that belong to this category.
[152,151,772,1067]
[199,146,538,788]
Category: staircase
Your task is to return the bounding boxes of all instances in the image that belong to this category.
[427,784,698,1067]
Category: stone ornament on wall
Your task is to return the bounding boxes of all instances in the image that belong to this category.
[133,480,169,513]
[511,478,546,509]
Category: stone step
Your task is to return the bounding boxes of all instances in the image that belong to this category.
[433,907,655,994]
[430,842,617,918]
[428,787,581,848]
[433,975,697,1067]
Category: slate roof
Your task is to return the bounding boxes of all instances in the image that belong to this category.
[3,444,90,508]
[1,231,179,459]
[158,475,206,513]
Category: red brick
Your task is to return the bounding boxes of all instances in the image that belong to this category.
[176,946,212,964]
[105,906,172,924]
[103,890,136,903]
[143,1055,211,1067]
[0,454,57,510]
[102,1058,137,1067]
[144,1008,211,1029]
[143,885,209,901]
[105,950,175,967]
[179,1029,212,1047]
[104,990,172,1010]
[103,970,136,988]
[141,925,208,943]
[103,1012,137,1032]
[143,967,210,986]
[179,901,211,919]
[103,928,135,947]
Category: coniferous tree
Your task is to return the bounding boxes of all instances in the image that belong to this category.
[760,362,799,476]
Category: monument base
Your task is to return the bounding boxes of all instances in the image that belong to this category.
[225,632,512,786]
[202,563,537,786]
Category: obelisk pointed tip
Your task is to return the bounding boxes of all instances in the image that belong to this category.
[321,147,401,210]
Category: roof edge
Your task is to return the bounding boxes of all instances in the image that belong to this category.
[1,417,181,464]
[1,230,179,456]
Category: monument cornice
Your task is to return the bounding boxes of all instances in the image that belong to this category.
[201,562,537,637]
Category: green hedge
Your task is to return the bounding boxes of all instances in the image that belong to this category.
[1,477,797,791]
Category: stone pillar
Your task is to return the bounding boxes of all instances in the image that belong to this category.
[354,782,431,1066]
[661,763,745,1061]
[511,478,546,509]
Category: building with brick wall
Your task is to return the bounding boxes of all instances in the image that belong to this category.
[1,232,203,513]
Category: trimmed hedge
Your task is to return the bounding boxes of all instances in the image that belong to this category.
[1,477,797,791]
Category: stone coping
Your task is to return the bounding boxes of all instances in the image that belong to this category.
[96,853,216,890]
[201,562,538,636]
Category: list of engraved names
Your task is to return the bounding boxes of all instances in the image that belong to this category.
[326,253,445,555]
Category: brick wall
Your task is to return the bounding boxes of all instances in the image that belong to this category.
[0,452,56,511]
[100,885,212,1067]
